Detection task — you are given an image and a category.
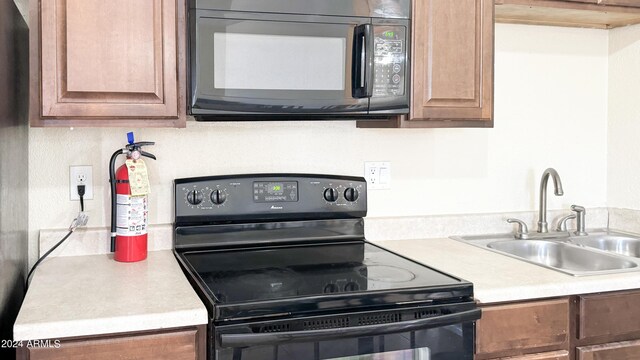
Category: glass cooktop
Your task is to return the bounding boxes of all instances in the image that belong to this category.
[181,242,472,320]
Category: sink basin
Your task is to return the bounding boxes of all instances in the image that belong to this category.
[570,232,640,258]
[487,240,638,275]
[451,230,640,276]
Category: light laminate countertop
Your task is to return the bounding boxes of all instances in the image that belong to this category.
[13,250,207,340]
[373,238,640,304]
[16,237,640,341]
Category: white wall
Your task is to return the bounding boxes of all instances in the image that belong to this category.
[27,24,610,264]
[608,24,640,209]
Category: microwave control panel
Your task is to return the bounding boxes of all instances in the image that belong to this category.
[373,26,406,98]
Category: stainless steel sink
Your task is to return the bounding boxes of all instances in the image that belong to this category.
[487,239,637,275]
[451,230,640,276]
[569,230,640,258]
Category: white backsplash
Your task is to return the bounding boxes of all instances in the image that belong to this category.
[39,224,173,258]
[40,208,615,257]
[364,208,609,241]
[608,208,640,234]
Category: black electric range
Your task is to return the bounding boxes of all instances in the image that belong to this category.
[174,174,480,360]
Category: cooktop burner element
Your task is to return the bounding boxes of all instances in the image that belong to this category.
[362,265,416,283]
[173,174,478,360]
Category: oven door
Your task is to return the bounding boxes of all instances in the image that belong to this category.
[190,10,405,118]
[212,304,480,360]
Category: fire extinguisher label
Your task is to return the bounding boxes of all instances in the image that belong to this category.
[125,159,150,196]
[116,194,148,236]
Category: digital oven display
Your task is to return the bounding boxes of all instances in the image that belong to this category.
[253,181,298,203]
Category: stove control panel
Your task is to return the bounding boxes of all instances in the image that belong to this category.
[175,174,367,223]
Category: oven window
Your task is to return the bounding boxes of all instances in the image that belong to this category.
[215,323,473,360]
[213,33,346,91]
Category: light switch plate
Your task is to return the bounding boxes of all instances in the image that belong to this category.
[69,165,94,200]
[364,161,391,190]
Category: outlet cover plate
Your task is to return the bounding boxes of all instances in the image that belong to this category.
[69,165,94,200]
[364,161,391,190]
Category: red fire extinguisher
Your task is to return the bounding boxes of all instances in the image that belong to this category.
[109,133,156,262]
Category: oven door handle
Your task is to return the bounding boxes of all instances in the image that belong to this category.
[219,308,481,348]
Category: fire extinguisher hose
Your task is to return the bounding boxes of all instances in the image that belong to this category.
[109,149,125,252]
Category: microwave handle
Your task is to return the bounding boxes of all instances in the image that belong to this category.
[352,24,374,98]
[219,308,481,348]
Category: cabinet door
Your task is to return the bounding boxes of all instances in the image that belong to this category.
[497,350,570,359]
[411,0,493,123]
[601,0,640,7]
[33,0,185,127]
[553,0,600,3]
[476,298,569,359]
[577,339,640,360]
[577,290,640,341]
[24,328,203,360]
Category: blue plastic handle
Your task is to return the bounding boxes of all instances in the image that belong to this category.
[127,132,134,145]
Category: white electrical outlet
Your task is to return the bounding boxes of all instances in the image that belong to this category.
[364,161,391,190]
[69,165,94,200]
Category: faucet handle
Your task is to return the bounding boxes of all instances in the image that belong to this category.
[507,218,530,240]
[555,214,577,232]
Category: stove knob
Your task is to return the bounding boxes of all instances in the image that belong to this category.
[344,188,359,202]
[344,282,360,292]
[323,188,338,202]
[187,190,203,205]
[210,190,227,205]
[323,283,339,293]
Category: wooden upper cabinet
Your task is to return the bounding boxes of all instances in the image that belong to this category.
[30,0,186,127]
[411,0,494,124]
[495,0,640,29]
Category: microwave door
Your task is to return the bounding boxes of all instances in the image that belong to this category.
[368,20,410,115]
[190,11,372,118]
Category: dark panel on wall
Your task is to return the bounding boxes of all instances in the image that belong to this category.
[0,0,29,358]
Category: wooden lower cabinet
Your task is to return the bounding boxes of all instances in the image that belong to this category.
[497,350,570,359]
[476,298,570,359]
[17,326,206,360]
[575,290,640,341]
[601,0,640,7]
[577,340,640,360]
[477,290,640,360]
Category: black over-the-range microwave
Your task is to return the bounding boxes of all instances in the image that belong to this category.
[188,0,411,121]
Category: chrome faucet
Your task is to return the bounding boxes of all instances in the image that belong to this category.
[537,168,564,233]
